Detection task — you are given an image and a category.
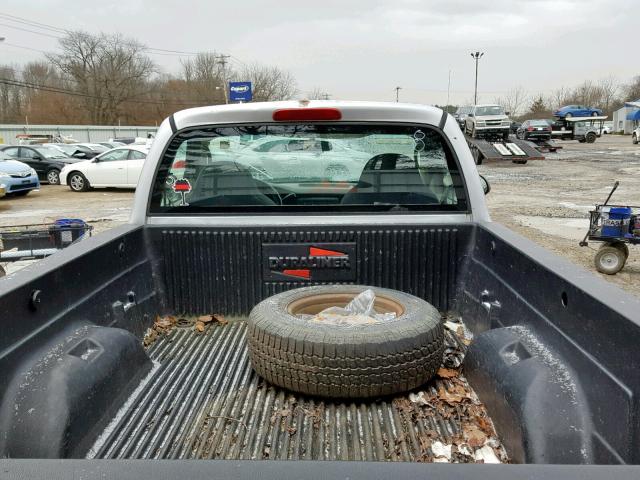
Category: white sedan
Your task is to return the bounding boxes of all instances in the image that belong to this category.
[60,145,149,191]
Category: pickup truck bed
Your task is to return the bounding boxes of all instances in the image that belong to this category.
[90,318,506,462]
[2,101,640,479]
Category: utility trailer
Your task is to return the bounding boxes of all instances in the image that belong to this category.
[550,116,608,143]
[465,135,545,165]
[528,138,562,153]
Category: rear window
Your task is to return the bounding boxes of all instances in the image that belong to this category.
[475,106,504,116]
[149,124,467,214]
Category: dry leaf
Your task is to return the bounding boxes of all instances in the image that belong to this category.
[213,313,228,325]
[198,314,214,323]
[437,386,464,404]
[437,368,459,379]
[463,424,487,448]
[143,328,158,346]
[475,416,495,436]
[195,321,206,333]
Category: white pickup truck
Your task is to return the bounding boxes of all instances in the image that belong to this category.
[463,104,511,140]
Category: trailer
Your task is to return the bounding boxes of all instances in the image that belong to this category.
[0,219,92,276]
[528,137,562,153]
[550,115,608,143]
[465,135,545,165]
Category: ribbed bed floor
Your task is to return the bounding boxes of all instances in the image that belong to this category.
[88,320,505,462]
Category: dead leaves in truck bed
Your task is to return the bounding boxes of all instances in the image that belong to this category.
[143,313,228,346]
[195,313,227,333]
[143,315,178,346]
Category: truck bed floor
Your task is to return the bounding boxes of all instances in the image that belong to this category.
[88,320,507,462]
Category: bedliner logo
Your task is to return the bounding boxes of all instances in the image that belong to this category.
[263,243,356,281]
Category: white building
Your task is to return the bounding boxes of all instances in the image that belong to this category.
[612,101,640,134]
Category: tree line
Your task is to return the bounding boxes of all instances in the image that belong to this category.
[0,31,297,125]
[494,75,640,120]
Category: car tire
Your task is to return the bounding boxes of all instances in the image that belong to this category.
[565,113,573,118]
[591,112,598,116]
[595,245,626,275]
[46,169,61,185]
[633,134,638,145]
[585,132,597,143]
[471,126,477,138]
[502,132,509,141]
[247,285,445,398]
[68,172,90,192]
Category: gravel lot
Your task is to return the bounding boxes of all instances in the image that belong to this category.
[2,134,639,296]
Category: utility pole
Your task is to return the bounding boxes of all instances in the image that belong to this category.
[395,86,402,103]
[216,54,231,104]
[470,51,484,105]
[446,69,452,113]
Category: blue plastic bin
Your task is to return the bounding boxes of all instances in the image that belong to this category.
[50,218,89,247]
[602,207,632,237]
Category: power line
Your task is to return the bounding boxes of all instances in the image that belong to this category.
[0,22,62,38]
[0,11,203,57]
[0,77,218,107]
[2,42,48,53]
[0,13,67,34]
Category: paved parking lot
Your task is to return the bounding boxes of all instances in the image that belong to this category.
[2,135,639,295]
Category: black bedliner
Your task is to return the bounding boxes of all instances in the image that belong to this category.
[90,320,506,462]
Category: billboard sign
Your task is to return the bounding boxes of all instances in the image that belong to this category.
[229,81,252,102]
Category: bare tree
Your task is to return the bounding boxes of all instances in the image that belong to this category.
[598,76,620,114]
[549,86,574,110]
[494,86,528,117]
[307,87,330,100]
[0,65,24,123]
[235,63,297,101]
[48,31,156,124]
[181,52,227,104]
[624,76,640,103]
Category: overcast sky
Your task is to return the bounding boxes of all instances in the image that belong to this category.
[1,0,636,106]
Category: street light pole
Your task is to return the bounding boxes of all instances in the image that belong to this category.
[470,51,484,105]
[395,86,402,102]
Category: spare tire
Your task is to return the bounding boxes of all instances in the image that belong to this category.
[247,285,444,398]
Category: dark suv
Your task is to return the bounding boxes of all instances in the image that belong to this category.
[0,145,82,185]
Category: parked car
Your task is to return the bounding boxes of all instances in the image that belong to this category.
[97,141,126,149]
[516,120,552,140]
[464,104,511,140]
[60,145,149,191]
[234,136,372,182]
[43,143,83,157]
[69,143,109,158]
[0,150,40,196]
[109,137,136,144]
[553,105,603,118]
[0,145,81,185]
[453,106,472,130]
[598,122,613,135]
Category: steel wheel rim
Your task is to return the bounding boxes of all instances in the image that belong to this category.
[600,252,620,269]
[70,175,83,190]
[47,171,59,184]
